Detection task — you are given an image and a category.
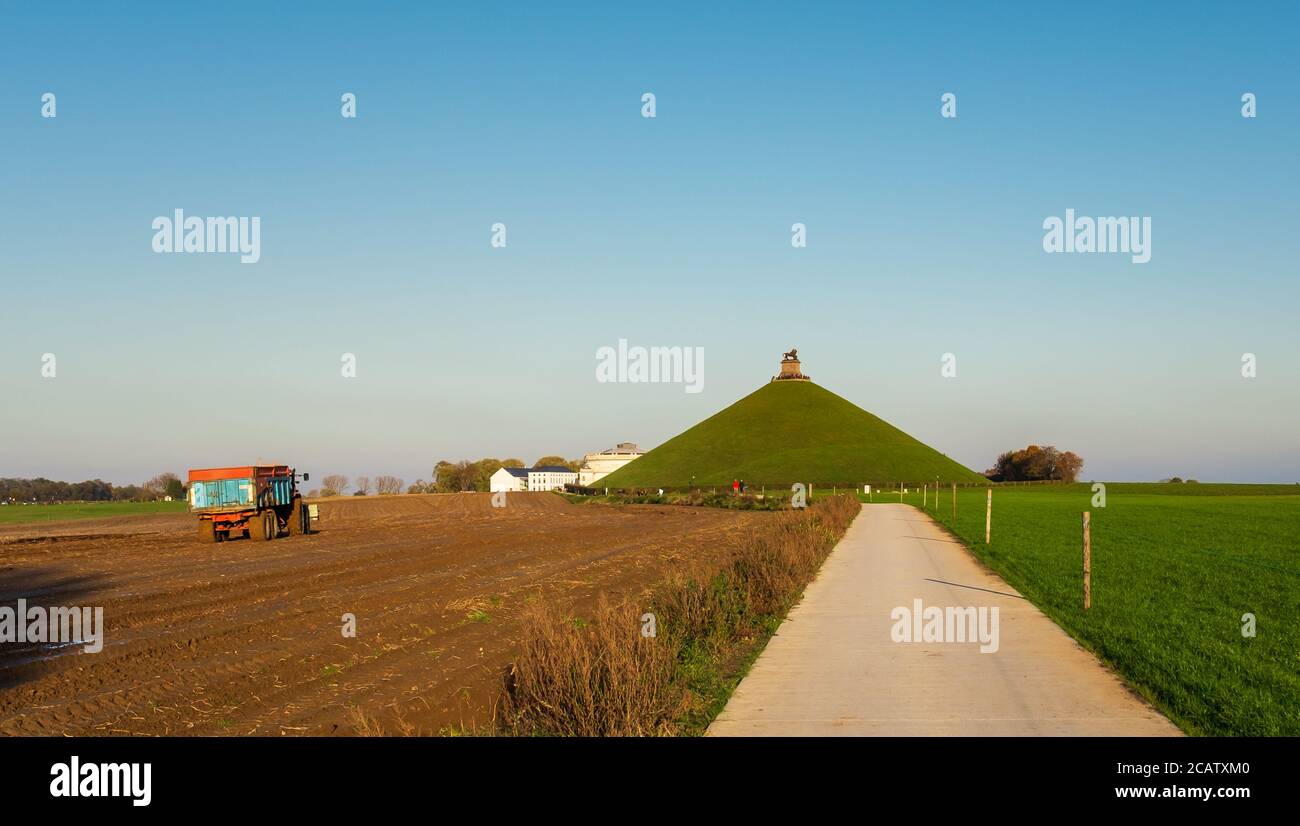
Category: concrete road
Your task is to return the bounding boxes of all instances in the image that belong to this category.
[708,504,1180,736]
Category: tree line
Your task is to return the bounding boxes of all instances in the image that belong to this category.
[0,473,185,504]
[431,456,579,493]
[310,456,582,497]
[312,475,407,497]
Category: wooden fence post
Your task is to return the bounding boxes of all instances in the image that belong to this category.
[985,488,992,544]
[1083,511,1091,610]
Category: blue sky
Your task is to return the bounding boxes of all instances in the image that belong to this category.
[1,1,1297,485]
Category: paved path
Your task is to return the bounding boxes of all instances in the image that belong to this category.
[708,504,1180,736]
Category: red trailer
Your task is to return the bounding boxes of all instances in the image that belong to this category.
[187,465,311,543]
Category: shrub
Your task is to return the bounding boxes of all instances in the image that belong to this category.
[501,596,680,737]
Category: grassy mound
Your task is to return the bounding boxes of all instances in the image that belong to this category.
[600,380,983,488]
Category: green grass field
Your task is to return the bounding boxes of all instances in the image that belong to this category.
[866,482,1300,736]
[0,500,188,525]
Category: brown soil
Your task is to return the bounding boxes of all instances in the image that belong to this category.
[0,493,767,736]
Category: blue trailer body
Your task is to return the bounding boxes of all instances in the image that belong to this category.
[189,472,296,512]
[268,476,294,506]
[190,478,254,510]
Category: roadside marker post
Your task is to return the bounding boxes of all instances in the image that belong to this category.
[985,488,992,544]
[1083,511,1092,610]
[923,484,927,508]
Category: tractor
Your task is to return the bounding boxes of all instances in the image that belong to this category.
[187,465,311,542]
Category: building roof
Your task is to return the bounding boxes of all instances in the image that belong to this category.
[498,466,574,478]
[596,443,641,455]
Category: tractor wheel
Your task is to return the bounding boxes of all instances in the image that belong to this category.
[248,512,268,541]
[288,500,309,535]
[264,510,278,540]
[198,520,217,543]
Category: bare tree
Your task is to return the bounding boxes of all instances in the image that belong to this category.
[355,476,371,495]
[376,475,404,495]
[320,474,348,496]
[144,472,180,498]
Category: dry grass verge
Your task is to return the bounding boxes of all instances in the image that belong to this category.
[500,495,861,735]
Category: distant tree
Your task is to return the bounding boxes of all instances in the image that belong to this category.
[472,460,506,491]
[355,476,371,495]
[165,477,185,499]
[533,456,580,472]
[1056,451,1084,483]
[144,472,180,500]
[68,479,114,501]
[375,475,403,495]
[433,460,478,492]
[433,461,458,492]
[407,479,428,494]
[985,445,1084,483]
[113,484,146,502]
[321,475,348,497]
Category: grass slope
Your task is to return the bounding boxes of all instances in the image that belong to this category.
[601,380,983,488]
[880,483,1300,736]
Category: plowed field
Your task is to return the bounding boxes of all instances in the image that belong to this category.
[0,493,768,735]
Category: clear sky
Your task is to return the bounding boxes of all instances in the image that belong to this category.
[2,1,1297,486]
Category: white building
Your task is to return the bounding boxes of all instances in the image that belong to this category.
[489,466,578,493]
[578,443,644,486]
[527,466,578,491]
[489,467,526,493]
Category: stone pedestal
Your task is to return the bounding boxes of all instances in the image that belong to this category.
[773,353,811,382]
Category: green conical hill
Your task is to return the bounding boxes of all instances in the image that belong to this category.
[599,380,983,488]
